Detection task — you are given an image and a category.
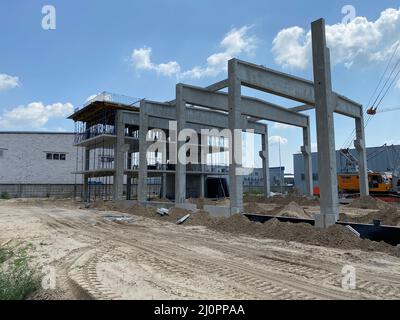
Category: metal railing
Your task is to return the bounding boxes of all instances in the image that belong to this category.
[83,92,142,109]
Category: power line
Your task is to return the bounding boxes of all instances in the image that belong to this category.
[341,40,400,150]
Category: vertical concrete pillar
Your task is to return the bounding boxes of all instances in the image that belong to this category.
[311,19,339,228]
[175,84,187,204]
[228,59,244,214]
[161,173,167,198]
[138,101,149,203]
[83,147,90,202]
[200,174,205,198]
[355,115,369,196]
[113,110,125,201]
[301,124,313,197]
[126,152,132,200]
[259,125,270,198]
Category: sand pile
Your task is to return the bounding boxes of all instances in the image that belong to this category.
[210,214,260,234]
[186,211,215,226]
[188,197,230,209]
[90,200,399,256]
[341,207,400,226]
[256,219,398,255]
[277,202,314,219]
[243,195,319,206]
[349,196,393,210]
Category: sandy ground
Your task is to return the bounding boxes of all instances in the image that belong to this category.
[1,198,400,300]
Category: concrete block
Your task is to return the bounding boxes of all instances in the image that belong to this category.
[315,213,337,229]
[204,205,231,218]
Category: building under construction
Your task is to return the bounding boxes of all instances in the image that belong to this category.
[69,19,369,229]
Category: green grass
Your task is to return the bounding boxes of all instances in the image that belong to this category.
[0,246,40,300]
[0,192,11,200]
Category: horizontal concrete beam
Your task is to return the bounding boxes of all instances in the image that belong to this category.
[123,102,266,134]
[206,79,229,92]
[234,59,362,118]
[180,84,309,128]
[289,104,314,113]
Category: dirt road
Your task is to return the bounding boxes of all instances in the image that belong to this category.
[1,199,400,300]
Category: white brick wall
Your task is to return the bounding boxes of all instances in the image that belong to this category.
[0,132,82,184]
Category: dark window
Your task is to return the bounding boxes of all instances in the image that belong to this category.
[46,153,67,160]
[313,173,318,181]
[301,174,305,181]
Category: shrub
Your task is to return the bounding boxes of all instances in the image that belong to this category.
[0,192,11,200]
[0,246,39,300]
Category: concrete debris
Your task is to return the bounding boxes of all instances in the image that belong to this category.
[157,208,170,216]
[345,225,360,237]
[103,215,135,224]
[177,214,191,225]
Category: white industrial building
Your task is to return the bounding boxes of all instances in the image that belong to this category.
[0,132,82,197]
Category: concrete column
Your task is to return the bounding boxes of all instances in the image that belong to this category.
[228,59,244,214]
[83,147,90,202]
[175,84,187,204]
[113,110,125,201]
[259,125,270,198]
[83,175,89,202]
[138,101,149,203]
[161,173,167,198]
[126,152,132,200]
[200,174,205,198]
[301,125,313,197]
[355,116,369,196]
[311,19,339,228]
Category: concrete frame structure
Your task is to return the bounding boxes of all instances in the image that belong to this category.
[171,82,312,214]
[288,19,367,227]
[69,18,365,229]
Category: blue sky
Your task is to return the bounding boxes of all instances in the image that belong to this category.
[1,0,400,172]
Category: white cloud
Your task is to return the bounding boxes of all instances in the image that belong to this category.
[272,8,400,70]
[131,26,257,79]
[181,26,257,79]
[0,102,74,129]
[131,47,181,77]
[396,79,400,89]
[269,135,288,145]
[273,122,296,130]
[0,73,20,91]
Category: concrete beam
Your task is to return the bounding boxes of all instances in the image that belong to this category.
[206,79,229,92]
[180,84,309,128]
[233,59,362,119]
[123,101,266,134]
[289,104,314,113]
